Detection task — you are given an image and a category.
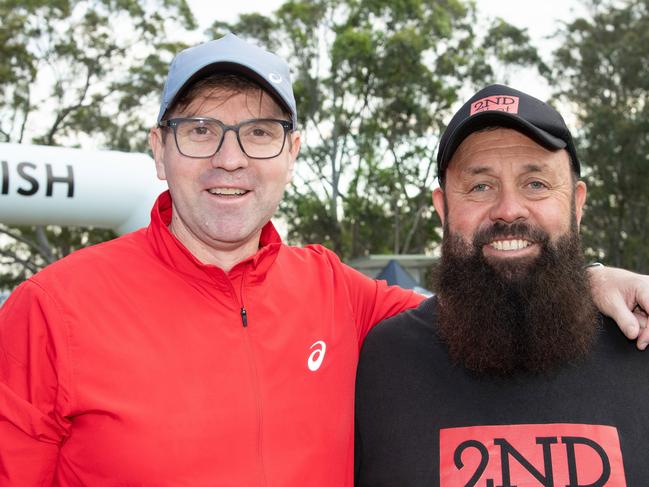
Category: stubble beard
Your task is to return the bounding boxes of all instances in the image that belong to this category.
[433,219,599,377]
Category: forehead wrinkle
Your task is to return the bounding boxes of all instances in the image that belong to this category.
[447,129,573,185]
[180,87,285,120]
[459,160,553,178]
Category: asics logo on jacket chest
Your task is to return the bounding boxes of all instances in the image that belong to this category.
[307,341,327,371]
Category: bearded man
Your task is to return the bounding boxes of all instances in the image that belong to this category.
[355,84,649,486]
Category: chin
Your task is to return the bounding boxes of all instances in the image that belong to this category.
[485,253,539,281]
[207,220,263,244]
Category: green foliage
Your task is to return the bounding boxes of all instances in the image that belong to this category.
[0,225,116,289]
[0,0,558,288]
[0,0,195,288]
[209,0,543,259]
[552,0,649,272]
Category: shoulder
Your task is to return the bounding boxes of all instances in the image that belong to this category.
[362,296,438,352]
[595,313,642,355]
[30,229,149,288]
[356,297,442,395]
[278,243,362,279]
[280,243,342,264]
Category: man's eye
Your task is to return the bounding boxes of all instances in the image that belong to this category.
[528,181,547,190]
[251,128,270,137]
[471,183,489,192]
[244,125,275,138]
[192,126,209,136]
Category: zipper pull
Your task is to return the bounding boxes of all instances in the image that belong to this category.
[240,307,248,327]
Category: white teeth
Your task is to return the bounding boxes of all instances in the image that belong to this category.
[208,188,247,195]
[490,239,530,251]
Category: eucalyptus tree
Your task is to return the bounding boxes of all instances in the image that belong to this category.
[0,0,194,288]
[552,0,649,272]
[210,0,543,259]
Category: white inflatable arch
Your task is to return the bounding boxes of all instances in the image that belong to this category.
[0,143,166,234]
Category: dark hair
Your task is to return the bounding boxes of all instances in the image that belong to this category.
[161,72,295,150]
[167,72,291,120]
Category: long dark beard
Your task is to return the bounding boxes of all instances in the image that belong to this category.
[432,220,599,376]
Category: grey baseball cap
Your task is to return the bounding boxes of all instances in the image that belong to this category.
[157,33,297,127]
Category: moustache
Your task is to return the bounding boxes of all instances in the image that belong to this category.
[472,221,550,249]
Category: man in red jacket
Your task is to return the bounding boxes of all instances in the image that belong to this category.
[1,34,647,486]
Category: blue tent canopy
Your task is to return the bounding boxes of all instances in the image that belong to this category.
[375,259,433,296]
[376,259,420,289]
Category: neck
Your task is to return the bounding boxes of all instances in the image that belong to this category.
[169,218,262,273]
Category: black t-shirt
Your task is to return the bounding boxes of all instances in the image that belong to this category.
[355,297,649,486]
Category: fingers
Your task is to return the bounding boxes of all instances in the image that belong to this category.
[632,281,649,349]
[634,305,649,350]
[587,266,649,346]
[636,287,649,321]
[637,324,649,350]
[612,305,641,341]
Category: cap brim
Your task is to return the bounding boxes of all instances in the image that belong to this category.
[160,61,295,125]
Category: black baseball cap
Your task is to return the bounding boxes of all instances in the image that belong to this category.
[436,84,580,182]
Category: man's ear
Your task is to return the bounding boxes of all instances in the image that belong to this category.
[149,127,167,181]
[574,180,587,228]
[285,131,301,184]
[432,187,446,225]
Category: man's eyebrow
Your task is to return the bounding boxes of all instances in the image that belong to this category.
[463,166,492,176]
[521,163,549,174]
[460,162,551,178]
[464,163,550,173]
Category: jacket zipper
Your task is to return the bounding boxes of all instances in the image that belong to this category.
[240,307,248,327]
[231,269,267,486]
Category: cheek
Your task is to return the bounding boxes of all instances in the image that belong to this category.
[259,164,291,193]
[446,201,489,239]
[163,157,201,188]
[531,198,574,235]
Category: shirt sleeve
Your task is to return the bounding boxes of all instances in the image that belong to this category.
[0,280,72,485]
[340,261,425,346]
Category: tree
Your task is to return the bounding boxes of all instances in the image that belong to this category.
[552,0,649,272]
[209,0,544,260]
[0,0,195,288]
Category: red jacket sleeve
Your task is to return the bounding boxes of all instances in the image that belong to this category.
[339,261,425,345]
[0,280,72,485]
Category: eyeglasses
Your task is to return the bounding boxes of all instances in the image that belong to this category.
[159,117,294,159]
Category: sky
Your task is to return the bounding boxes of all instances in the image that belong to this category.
[186,0,588,100]
[187,0,587,42]
[192,0,586,30]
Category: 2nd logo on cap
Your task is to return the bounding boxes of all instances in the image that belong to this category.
[470,95,520,116]
[307,340,327,371]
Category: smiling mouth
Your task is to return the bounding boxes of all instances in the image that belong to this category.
[207,188,249,196]
[489,238,532,251]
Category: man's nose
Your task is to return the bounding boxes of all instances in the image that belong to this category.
[488,187,529,223]
[211,130,248,170]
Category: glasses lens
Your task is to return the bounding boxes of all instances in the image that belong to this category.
[175,119,223,158]
[239,120,287,158]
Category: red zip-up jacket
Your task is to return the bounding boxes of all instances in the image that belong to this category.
[0,191,423,486]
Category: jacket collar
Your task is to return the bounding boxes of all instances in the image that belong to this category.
[146,191,282,286]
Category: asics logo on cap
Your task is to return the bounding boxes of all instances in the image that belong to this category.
[307,340,327,372]
[268,72,283,84]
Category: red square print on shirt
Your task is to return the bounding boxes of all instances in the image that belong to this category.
[440,423,626,486]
